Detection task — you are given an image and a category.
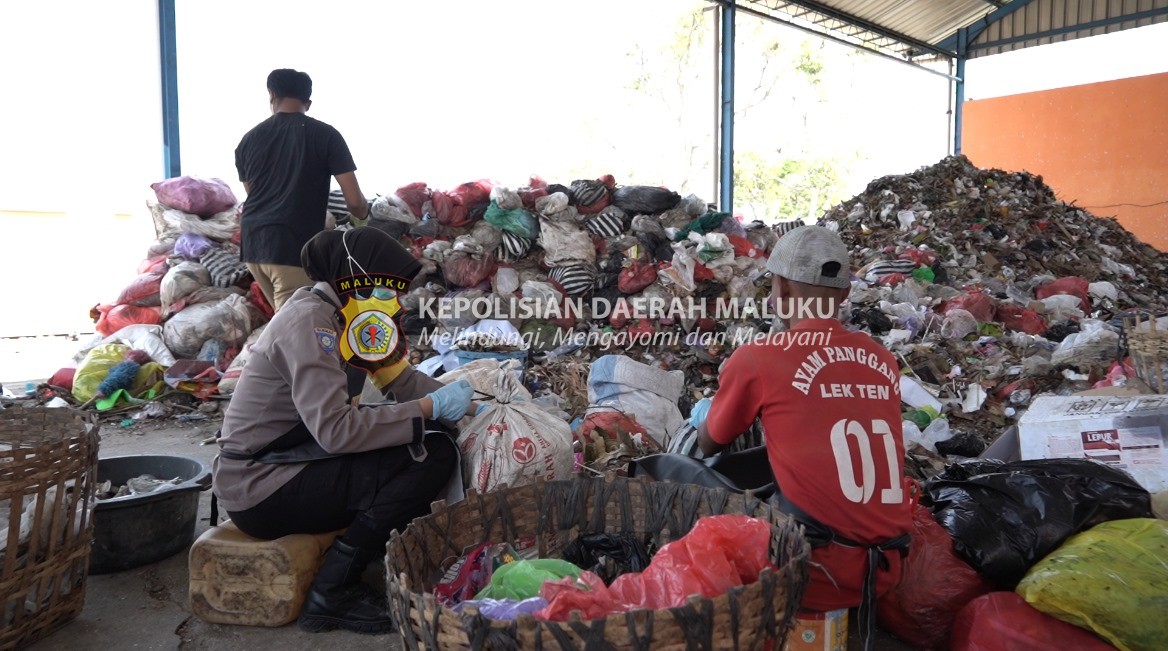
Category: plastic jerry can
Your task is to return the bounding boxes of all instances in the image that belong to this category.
[783,609,848,651]
[188,520,343,627]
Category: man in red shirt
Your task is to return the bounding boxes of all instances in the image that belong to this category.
[698,226,911,650]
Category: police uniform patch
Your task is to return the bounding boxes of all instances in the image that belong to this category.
[314,327,338,354]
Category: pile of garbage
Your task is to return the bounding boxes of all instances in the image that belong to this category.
[815,155,1168,471]
[362,174,779,471]
[34,176,271,419]
[18,156,1168,476]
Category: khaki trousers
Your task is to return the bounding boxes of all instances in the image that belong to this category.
[246,263,313,311]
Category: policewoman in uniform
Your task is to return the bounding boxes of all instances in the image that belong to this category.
[214,227,477,634]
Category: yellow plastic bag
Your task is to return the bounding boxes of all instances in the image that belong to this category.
[73,343,130,402]
[1017,518,1168,651]
[134,361,168,397]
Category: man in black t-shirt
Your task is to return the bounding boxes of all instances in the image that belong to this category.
[235,69,370,310]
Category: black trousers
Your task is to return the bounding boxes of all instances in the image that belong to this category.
[227,435,458,552]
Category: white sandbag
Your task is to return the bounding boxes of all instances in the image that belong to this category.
[440,358,531,401]
[534,192,569,216]
[521,280,562,303]
[587,355,685,445]
[538,219,595,267]
[470,220,503,252]
[162,294,254,359]
[160,261,212,317]
[157,204,240,241]
[371,194,418,223]
[493,267,520,297]
[455,368,572,494]
[73,324,176,368]
[489,186,523,211]
[216,324,266,394]
[536,192,579,223]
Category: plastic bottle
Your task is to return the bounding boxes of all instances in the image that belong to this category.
[904,405,939,428]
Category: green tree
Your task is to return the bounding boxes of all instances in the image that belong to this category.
[734,152,846,222]
[622,4,851,218]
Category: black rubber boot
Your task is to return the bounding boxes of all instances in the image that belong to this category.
[297,539,394,634]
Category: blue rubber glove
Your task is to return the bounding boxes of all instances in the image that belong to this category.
[475,403,489,416]
[427,381,474,421]
[689,397,713,428]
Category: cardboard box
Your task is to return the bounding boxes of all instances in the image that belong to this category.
[784,609,847,651]
[1019,395,1168,492]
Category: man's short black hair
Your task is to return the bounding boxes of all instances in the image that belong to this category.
[267,69,312,102]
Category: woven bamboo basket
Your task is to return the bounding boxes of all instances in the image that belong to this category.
[387,476,810,651]
[0,406,100,649]
[1124,314,1168,393]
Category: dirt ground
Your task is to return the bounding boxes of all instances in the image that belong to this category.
[24,415,911,651]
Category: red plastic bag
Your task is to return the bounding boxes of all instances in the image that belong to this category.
[247,281,274,320]
[950,592,1114,651]
[547,297,578,329]
[877,504,994,650]
[94,304,162,337]
[538,571,615,621]
[519,176,549,210]
[450,180,493,207]
[1035,276,1091,309]
[610,298,631,329]
[138,256,169,275]
[395,182,431,219]
[693,262,715,282]
[49,367,76,391]
[577,411,649,449]
[627,320,654,339]
[117,272,165,307]
[940,290,997,323]
[537,515,772,621]
[899,247,938,267]
[878,273,908,286]
[435,542,493,607]
[150,176,237,217]
[996,304,1048,335]
[617,262,657,294]
[444,252,498,288]
[727,235,762,259]
[430,191,468,228]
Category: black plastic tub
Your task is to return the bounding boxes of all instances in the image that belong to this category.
[90,455,211,574]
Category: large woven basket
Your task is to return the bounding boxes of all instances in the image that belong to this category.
[0,406,100,649]
[1124,314,1168,393]
[386,476,810,650]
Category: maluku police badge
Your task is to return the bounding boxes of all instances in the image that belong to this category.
[339,288,404,363]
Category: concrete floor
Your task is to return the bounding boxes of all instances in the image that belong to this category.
[22,415,911,651]
[24,416,396,651]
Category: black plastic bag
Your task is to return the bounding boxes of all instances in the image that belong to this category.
[924,458,1151,588]
[561,533,652,585]
[629,446,776,500]
[612,186,681,215]
[636,232,675,263]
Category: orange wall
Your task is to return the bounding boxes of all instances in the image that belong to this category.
[963,72,1168,251]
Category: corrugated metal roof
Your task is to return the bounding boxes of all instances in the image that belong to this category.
[732,0,1168,60]
[737,0,1010,58]
[966,0,1168,57]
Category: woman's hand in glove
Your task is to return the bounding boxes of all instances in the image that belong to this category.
[425,381,474,421]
